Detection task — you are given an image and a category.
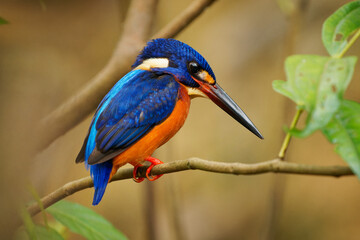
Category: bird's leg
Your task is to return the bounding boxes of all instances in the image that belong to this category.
[132,157,164,182]
[144,156,164,181]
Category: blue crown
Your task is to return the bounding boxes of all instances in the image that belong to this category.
[132,38,216,81]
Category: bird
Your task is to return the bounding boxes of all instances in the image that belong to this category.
[76,38,263,205]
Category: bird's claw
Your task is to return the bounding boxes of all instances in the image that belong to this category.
[132,164,145,183]
[132,157,164,183]
[146,165,163,181]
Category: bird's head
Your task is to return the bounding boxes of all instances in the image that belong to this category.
[132,38,263,139]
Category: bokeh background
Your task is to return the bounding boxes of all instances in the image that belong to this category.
[1,0,360,239]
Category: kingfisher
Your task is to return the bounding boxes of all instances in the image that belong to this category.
[76,38,263,205]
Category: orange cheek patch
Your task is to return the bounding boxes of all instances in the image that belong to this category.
[205,74,215,85]
[199,70,215,85]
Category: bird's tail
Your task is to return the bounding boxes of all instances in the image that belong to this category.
[88,161,113,205]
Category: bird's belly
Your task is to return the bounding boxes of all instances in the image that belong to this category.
[112,85,190,169]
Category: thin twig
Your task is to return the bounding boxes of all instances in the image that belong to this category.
[36,0,218,152]
[27,158,353,217]
[152,0,217,39]
[278,108,303,159]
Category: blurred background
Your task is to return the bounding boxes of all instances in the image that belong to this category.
[1,0,360,239]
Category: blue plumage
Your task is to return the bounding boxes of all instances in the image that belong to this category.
[82,70,180,164]
[89,71,179,163]
[84,70,141,163]
[77,69,180,205]
[90,161,113,205]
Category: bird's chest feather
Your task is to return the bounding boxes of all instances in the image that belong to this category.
[113,85,190,166]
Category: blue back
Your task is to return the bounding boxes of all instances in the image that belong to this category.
[77,69,180,205]
[85,70,180,164]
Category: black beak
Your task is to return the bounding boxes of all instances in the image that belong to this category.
[200,83,263,139]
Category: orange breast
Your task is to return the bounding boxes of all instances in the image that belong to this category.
[110,85,190,177]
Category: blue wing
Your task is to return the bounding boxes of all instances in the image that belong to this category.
[76,69,180,165]
[76,69,180,205]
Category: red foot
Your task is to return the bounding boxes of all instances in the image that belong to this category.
[145,156,164,181]
[133,164,145,183]
[132,157,164,183]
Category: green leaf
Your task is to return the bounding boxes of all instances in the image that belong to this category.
[322,100,360,178]
[322,1,360,57]
[273,55,357,137]
[47,201,128,240]
[0,17,9,25]
[14,225,64,240]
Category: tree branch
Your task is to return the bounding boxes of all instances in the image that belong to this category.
[27,158,353,217]
[152,0,217,39]
[36,0,157,152]
[36,0,218,152]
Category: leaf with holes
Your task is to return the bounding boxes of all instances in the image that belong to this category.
[322,1,360,57]
[273,55,357,137]
[322,100,360,178]
[47,200,128,240]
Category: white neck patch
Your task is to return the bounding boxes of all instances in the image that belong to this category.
[135,58,169,70]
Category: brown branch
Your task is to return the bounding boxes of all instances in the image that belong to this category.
[36,0,218,152]
[36,0,157,151]
[152,0,217,39]
[27,158,353,217]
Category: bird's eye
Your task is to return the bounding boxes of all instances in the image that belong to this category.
[188,61,201,75]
